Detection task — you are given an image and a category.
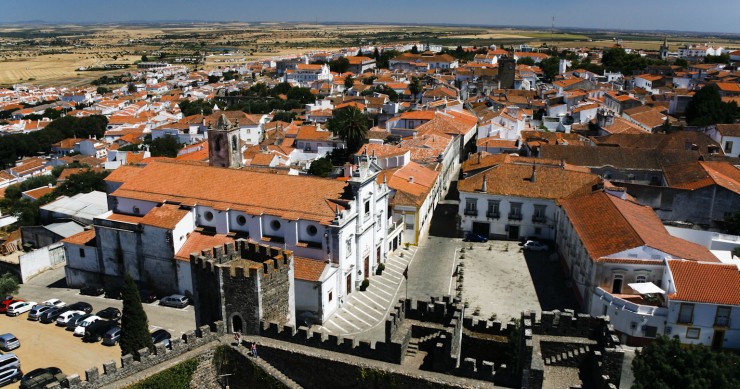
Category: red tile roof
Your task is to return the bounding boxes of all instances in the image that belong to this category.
[109,160,350,224]
[560,192,719,262]
[294,256,326,281]
[668,260,740,306]
[174,232,234,261]
[63,229,96,246]
[140,204,190,229]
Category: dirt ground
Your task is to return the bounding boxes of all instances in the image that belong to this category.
[0,312,121,387]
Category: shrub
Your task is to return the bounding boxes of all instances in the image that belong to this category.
[360,279,370,291]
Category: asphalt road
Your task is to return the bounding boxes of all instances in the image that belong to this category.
[17,267,197,336]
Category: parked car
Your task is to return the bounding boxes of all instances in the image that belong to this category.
[159,294,189,308]
[79,286,104,297]
[39,307,69,324]
[0,366,22,387]
[41,299,65,308]
[56,310,84,327]
[83,320,117,343]
[104,288,122,300]
[27,305,53,321]
[66,302,93,314]
[522,240,548,251]
[7,301,36,317]
[73,316,101,336]
[139,289,158,304]
[463,232,488,243]
[0,354,21,372]
[96,307,121,321]
[101,326,121,346]
[0,298,19,314]
[65,313,92,331]
[19,367,66,389]
[151,329,171,347]
[0,333,20,351]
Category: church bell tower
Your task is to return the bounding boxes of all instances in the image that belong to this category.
[208,114,243,168]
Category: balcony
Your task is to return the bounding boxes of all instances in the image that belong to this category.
[464,209,478,217]
[387,216,404,235]
[508,213,522,221]
[591,287,668,339]
[532,215,547,224]
[486,211,500,219]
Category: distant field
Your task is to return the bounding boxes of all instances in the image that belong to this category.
[0,23,738,86]
[0,53,140,87]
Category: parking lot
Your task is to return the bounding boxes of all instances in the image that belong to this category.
[0,267,198,387]
[0,311,121,387]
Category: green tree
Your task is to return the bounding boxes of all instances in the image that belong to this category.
[329,57,349,73]
[410,45,419,54]
[178,99,214,116]
[537,57,561,80]
[308,157,333,177]
[141,55,148,62]
[632,335,740,389]
[344,75,354,91]
[685,85,738,126]
[148,135,183,158]
[271,110,296,123]
[327,106,370,153]
[408,77,422,98]
[120,273,154,359]
[127,83,137,93]
[674,58,688,67]
[0,273,19,297]
[96,86,111,95]
[517,57,535,66]
[52,170,109,197]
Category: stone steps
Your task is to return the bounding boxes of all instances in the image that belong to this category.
[235,346,302,388]
[544,345,590,366]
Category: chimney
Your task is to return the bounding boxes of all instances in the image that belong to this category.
[477,152,482,164]
[408,176,414,184]
[481,175,488,192]
[531,164,537,182]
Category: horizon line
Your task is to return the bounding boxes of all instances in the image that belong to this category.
[1,19,738,38]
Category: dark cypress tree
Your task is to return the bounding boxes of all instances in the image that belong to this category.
[120,273,153,359]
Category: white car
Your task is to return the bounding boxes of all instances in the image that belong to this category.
[7,301,37,317]
[42,299,66,308]
[56,310,85,326]
[522,240,548,251]
[74,315,101,336]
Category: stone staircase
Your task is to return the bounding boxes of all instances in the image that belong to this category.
[405,331,443,358]
[235,346,303,388]
[543,345,590,367]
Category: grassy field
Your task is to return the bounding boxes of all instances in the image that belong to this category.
[0,23,738,87]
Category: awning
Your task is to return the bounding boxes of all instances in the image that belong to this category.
[628,282,665,295]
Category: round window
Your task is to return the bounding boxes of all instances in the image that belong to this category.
[236,215,247,226]
[307,225,318,236]
[270,220,281,230]
[204,211,214,221]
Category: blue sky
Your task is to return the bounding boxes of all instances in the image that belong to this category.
[2,0,739,34]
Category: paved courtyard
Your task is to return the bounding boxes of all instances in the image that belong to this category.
[460,240,578,322]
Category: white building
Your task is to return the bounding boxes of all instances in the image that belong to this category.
[706,124,740,158]
[459,162,600,240]
[557,191,732,347]
[63,157,390,324]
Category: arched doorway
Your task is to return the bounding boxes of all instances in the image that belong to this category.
[231,314,243,333]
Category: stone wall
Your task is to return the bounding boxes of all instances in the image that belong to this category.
[45,321,225,389]
[191,239,294,334]
[519,310,624,389]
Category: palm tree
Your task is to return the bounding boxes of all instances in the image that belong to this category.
[328,106,370,154]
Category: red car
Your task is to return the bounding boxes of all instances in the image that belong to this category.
[0,298,22,314]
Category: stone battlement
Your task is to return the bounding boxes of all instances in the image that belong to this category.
[54,321,225,389]
[190,239,293,279]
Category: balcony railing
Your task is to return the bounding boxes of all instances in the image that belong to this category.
[508,213,522,221]
[387,217,403,235]
[486,211,500,219]
[593,287,668,317]
[464,209,478,216]
[532,215,547,224]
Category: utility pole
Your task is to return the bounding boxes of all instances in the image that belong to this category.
[551,16,555,43]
